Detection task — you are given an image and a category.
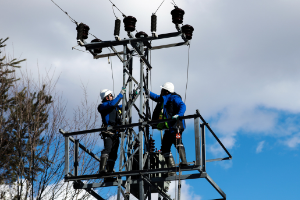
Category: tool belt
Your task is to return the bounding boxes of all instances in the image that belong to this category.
[100,125,120,139]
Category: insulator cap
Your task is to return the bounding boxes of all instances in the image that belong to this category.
[91,39,102,54]
[171,7,185,24]
[76,23,90,40]
[182,24,194,40]
[151,14,157,32]
[114,18,121,36]
[123,16,137,32]
[135,31,148,38]
[149,136,155,153]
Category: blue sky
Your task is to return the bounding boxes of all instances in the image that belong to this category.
[1,0,300,199]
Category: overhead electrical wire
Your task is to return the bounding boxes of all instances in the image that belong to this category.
[154,0,165,14]
[51,0,98,39]
[184,44,190,103]
[51,0,77,24]
[171,0,178,7]
[108,0,126,17]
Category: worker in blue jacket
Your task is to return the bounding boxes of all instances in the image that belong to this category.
[98,88,125,181]
[147,82,188,173]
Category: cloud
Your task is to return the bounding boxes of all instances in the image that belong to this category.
[284,133,300,148]
[256,141,265,153]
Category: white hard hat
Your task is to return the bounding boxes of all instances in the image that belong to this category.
[100,89,113,101]
[160,82,174,93]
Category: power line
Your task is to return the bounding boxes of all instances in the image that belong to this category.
[171,0,178,7]
[50,0,77,24]
[108,0,126,17]
[154,0,165,15]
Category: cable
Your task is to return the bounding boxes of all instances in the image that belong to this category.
[51,0,77,24]
[51,0,100,40]
[89,33,99,39]
[108,0,126,17]
[171,0,178,7]
[107,48,115,95]
[72,47,90,54]
[150,49,153,137]
[154,0,165,15]
[184,44,190,104]
[112,5,118,18]
[110,57,115,96]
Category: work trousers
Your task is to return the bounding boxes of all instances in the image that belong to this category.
[161,130,184,155]
[101,134,120,161]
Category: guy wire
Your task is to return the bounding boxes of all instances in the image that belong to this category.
[154,0,165,15]
[108,0,126,17]
[184,44,190,104]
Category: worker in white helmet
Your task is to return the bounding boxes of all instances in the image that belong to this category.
[98,87,126,182]
[146,82,187,174]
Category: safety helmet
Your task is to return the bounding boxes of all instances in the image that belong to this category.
[100,89,113,101]
[160,82,174,93]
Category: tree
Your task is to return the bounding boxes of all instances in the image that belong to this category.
[0,38,104,199]
[0,37,26,184]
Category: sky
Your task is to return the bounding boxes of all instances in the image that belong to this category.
[1,0,300,199]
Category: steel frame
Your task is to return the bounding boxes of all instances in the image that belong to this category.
[59,26,232,200]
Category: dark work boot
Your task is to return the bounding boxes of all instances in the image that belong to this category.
[177,146,188,166]
[99,156,107,174]
[164,153,176,176]
[104,160,117,182]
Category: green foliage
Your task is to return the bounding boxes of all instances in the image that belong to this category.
[0,37,52,185]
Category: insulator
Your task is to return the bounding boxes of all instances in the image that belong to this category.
[135,31,148,38]
[91,39,102,54]
[76,23,90,40]
[114,18,121,36]
[181,24,194,40]
[151,14,157,32]
[149,136,155,153]
[170,7,185,24]
[123,16,137,32]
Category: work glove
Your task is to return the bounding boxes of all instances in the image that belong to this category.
[144,88,150,95]
[144,88,150,98]
[120,87,126,95]
[172,115,179,119]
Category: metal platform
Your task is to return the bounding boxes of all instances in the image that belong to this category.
[59,24,232,200]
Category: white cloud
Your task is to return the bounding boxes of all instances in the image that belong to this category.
[284,133,300,148]
[256,141,265,153]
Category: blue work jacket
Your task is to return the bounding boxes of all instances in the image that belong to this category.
[98,93,123,126]
[150,91,186,132]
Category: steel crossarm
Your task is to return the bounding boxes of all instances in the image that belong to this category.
[84,32,181,50]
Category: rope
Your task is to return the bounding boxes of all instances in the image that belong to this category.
[108,0,126,17]
[107,48,115,95]
[154,0,165,15]
[72,47,90,54]
[184,44,190,104]
[50,0,77,24]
